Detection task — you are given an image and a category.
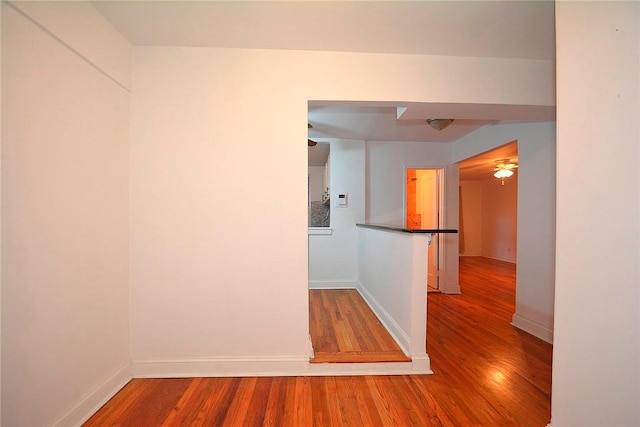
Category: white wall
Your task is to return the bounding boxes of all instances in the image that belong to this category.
[553,2,640,426]
[130,46,552,375]
[356,226,430,369]
[1,2,132,426]
[0,4,3,421]
[367,141,450,225]
[481,175,517,263]
[5,0,132,91]
[452,122,556,343]
[459,177,517,262]
[459,181,483,256]
[309,140,365,288]
[512,126,555,343]
[308,166,324,202]
[366,141,460,293]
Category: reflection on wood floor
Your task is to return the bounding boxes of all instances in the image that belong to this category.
[308,289,410,363]
[427,256,552,425]
[84,256,552,426]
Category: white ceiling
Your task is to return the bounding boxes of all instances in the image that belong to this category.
[92,1,555,60]
[458,141,518,181]
[308,102,554,143]
[91,0,555,174]
[308,143,330,167]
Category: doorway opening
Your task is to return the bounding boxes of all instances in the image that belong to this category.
[457,142,518,264]
[405,168,444,292]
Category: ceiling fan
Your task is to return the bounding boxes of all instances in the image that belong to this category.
[494,159,518,179]
[308,123,317,146]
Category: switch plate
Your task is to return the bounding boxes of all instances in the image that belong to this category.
[337,193,348,208]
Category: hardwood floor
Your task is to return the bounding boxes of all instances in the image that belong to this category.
[427,257,552,425]
[309,289,410,363]
[84,257,552,426]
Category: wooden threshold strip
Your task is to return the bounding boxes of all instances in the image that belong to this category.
[311,351,411,364]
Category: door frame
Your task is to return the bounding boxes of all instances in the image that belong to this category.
[404,167,446,290]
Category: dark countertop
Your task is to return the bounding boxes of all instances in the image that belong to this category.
[356,223,458,234]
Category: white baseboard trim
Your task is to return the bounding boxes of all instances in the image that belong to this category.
[511,313,554,344]
[482,255,516,264]
[410,354,432,373]
[441,284,461,294]
[53,362,132,427]
[306,360,432,376]
[355,282,410,356]
[132,356,311,378]
[308,280,357,290]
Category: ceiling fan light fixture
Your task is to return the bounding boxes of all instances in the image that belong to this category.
[426,118,454,131]
[494,169,514,179]
[493,159,518,183]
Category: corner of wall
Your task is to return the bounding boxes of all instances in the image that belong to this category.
[52,363,132,427]
[6,0,133,90]
[511,313,554,344]
[441,284,461,295]
[356,281,411,355]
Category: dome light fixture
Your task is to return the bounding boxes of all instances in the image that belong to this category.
[426,118,454,131]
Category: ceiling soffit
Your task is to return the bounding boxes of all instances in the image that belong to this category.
[308,102,555,143]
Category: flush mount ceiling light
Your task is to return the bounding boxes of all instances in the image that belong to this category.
[494,159,518,184]
[426,118,454,131]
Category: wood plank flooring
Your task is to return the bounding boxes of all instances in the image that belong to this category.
[309,289,411,363]
[84,256,552,426]
[427,257,552,426]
